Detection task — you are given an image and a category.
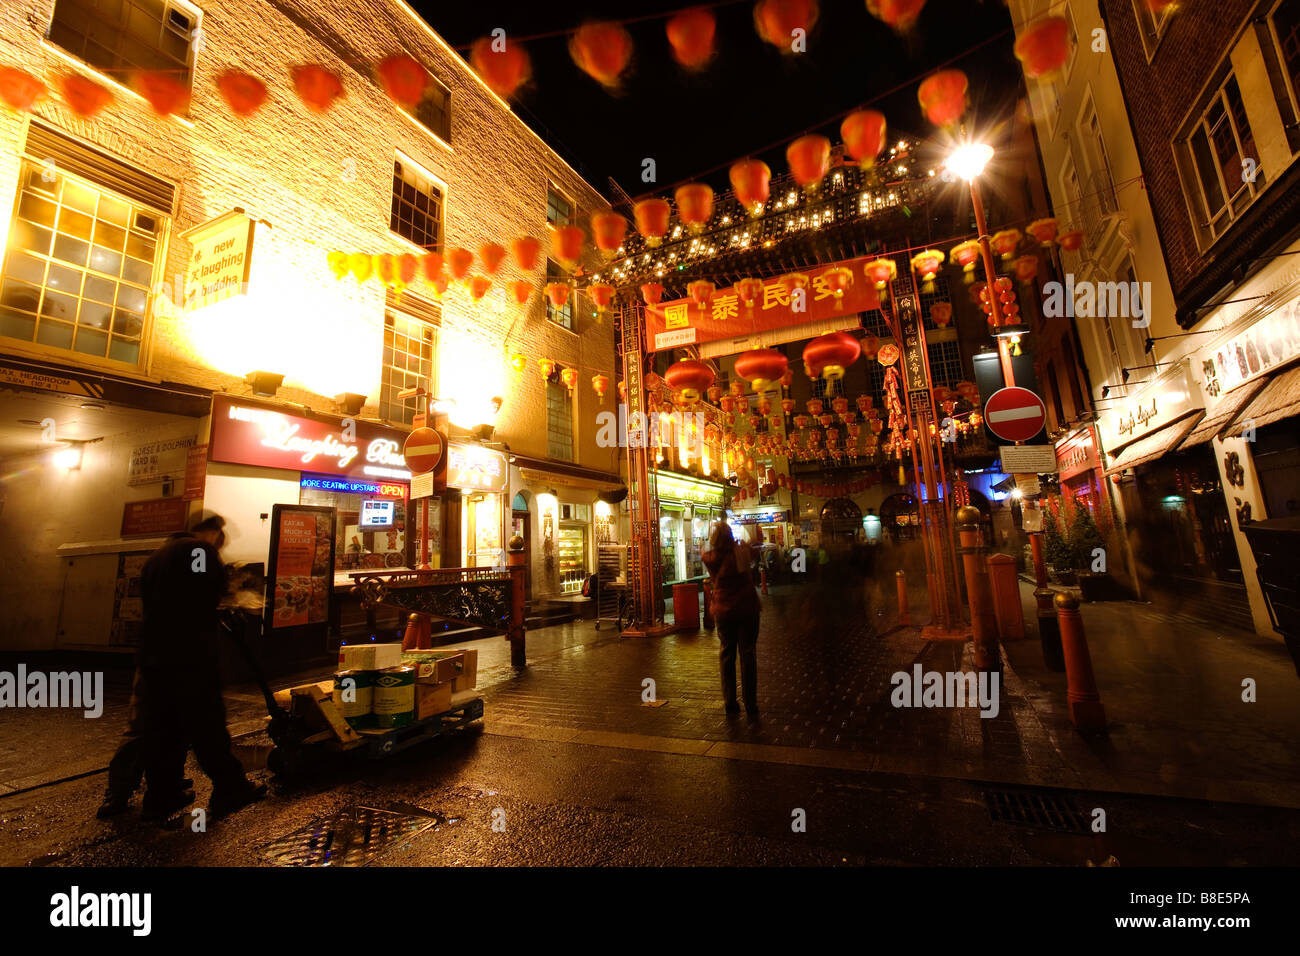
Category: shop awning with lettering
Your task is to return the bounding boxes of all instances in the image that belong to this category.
[1221,365,1300,438]
[1180,377,1270,448]
[1103,413,1204,476]
[514,455,623,492]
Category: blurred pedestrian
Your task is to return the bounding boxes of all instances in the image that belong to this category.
[134,514,266,821]
[702,522,761,720]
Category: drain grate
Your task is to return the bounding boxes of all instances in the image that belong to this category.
[261,804,451,866]
[983,788,1089,834]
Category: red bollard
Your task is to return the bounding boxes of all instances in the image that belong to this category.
[507,540,527,666]
[987,553,1025,641]
[402,612,431,650]
[1054,593,1106,733]
[1029,531,1048,589]
[896,570,911,626]
[956,506,1001,673]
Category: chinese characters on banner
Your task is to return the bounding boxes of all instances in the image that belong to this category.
[894,294,931,407]
[645,256,883,352]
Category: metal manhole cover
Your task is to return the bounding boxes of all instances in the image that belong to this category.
[983,788,1089,834]
[261,804,452,866]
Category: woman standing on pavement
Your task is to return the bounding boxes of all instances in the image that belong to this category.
[702,522,761,721]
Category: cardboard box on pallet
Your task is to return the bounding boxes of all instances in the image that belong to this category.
[415,681,453,720]
[402,649,464,684]
[450,648,478,692]
[338,643,403,671]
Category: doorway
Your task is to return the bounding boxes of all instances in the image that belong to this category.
[512,492,532,600]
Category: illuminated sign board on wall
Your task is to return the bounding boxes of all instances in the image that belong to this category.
[300,475,407,497]
[447,442,508,493]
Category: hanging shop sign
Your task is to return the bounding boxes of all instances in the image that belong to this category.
[644,256,882,353]
[181,211,255,311]
[895,294,931,401]
[1099,364,1199,452]
[1201,296,1300,397]
[1054,426,1099,482]
[209,395,411,480]
[655,471,727,505]
[446,442,508,493]
[730,509,791,525]
[127,435,197,486]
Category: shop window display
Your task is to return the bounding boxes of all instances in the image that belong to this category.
[300,484,414,576]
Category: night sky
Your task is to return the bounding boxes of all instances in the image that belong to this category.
[416,0,1024,200]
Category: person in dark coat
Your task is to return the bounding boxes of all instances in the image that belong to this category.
[133,514,265,821]
[702,522,761,720]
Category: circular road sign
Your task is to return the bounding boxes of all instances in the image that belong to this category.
[402,426,444,475]
[983,386,1047,443]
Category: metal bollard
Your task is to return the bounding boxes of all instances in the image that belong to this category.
[1036,587,1064,671]
[896,570,911,625]
[987,553,1025,640]
[956,506,1001,673]
[1054,593,1106,733]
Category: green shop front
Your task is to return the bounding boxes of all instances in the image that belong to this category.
[654,470,728,595]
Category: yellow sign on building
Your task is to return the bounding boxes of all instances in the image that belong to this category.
[182,211,255,311]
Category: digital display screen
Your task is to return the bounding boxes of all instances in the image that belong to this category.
[359,498,395,529]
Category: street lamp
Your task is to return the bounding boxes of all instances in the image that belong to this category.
[946,141,1016,387]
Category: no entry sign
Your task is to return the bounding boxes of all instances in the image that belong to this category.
[401,426,444,475]
[983,387,1047,443]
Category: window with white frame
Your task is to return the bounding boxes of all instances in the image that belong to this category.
[380,308,437,426]
[1,162,161,365]
[1182,72,1263,244]
[49,0,198,85]
[391,158,443,251]
[545,259,572,330]
[546,186,573,226]
[1267,0,1300,153]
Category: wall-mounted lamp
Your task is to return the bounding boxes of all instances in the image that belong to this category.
[490,396,503,414]
[335,392,367,416]
[246,371,285,397]
[53,443,83,470]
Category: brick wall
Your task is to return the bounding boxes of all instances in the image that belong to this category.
[0,0,617,475]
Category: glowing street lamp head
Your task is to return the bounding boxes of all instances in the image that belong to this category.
[945,142,994,181]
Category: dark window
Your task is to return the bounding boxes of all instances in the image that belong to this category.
[547,188,573,226]
[547,376,574,461]
[1047,363,1066,430]
[1278,0,1300,110]
[380,310,436,425]
[925,339,962,390]
[545,259,572,330]
[49,0,195,83]
[391,159,443,251]
[412,78,451,142]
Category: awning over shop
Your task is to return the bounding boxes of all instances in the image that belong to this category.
[514,455,623,492]
[1103,413,1204,476]
[1221,365,1300,438]
[1180,377,1270,449]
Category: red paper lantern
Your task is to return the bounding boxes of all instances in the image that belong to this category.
[930,302,953,328]
[0,68,44,111]
[991,228,1023,260]
[950,239,982,280]
[400,253,419,286]
[447,247,474,281]
[590,211,627,257]
[1026,218,1059,247]
[550,224,585,268]
[470,36,531,99]
[592,374,610,401]
[688,280,716,311]
[468,275,492,301]
[676,183,714,233]
[866,0,927,31]
[429,275,449,299]
[374,254,399,287]
[787,135,831,189]
[292,64,344,112]
[510,236,541,272]
[59,73,114,117]
[1015,16,1071,79]
[735,278,764,309]
[730,160,771,215]
[781,273,810,297]
[910,249,945,285]
[781,398,796,415]
[841,110,887,169]
[863,259,897,290]
[587,282,615,315]
[422,253,444,281]
[734,349,789,393]
[918,69,968,128]
[803,331,861,382]
[634,198,671,246]
[377,55,428,110]
[664,359,715,405]
[545,283,571,309]
[560,367,579,391]
[510,280,533,306]
[755,0,819,50]
[327,252,349,279]
[479,242,507,275]
[570,22,633,89]
[510,353,527,374]
[666,7,716,70]
[640,283,664,307]
[216,71,267,118]
[537,357,556,380]
[1058,228,1085,252]
[822,267,853,303]
[1013,255,1039,284]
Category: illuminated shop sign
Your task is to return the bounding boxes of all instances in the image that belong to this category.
[300,475,406,497]
[654,471,726,505]
[730,510,791,525]
[209,395,412,480]
[447,443,508,493]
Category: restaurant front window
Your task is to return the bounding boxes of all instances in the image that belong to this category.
[298,475,413,576]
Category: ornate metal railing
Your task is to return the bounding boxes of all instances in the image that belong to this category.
[350,567,514,632]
